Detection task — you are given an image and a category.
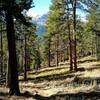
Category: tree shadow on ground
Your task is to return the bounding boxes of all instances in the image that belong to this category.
[28,66,68,75]
[1,90,100,100]
[0,92,9,96]
[86,64,100,71]
[50,91,100,100]
[77,59,97,64]
[20,70,84,83]
[20,72,72,83]
[0,91,48,100]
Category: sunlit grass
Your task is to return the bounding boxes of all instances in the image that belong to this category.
[17,56,100,97]
[27,66,69,79]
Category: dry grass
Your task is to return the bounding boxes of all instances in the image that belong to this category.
[0,56,100,99]
[18,59,100,97]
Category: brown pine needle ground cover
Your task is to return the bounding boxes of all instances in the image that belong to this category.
[0,56,100,100]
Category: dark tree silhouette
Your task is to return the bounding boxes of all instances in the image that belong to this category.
[0,0,33,95]
[6,9,20,95]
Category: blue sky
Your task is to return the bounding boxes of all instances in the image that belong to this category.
[27,0,86,21]
[27,0,51,18]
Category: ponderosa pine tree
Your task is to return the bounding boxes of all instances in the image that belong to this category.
[64,0,100,71]
[46,0,67,67]
[86,1,100,60]
[0,0,33,95]
[15,19,37,80]
[43,33,52,67]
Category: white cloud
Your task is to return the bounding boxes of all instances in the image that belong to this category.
[27,10,43,20]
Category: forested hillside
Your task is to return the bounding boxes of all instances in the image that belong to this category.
[0,0,100,100]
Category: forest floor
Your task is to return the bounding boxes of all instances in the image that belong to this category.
[0,56,100,100]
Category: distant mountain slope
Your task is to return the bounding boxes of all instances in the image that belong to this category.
[32,14,48,36]
[36,14,48,25]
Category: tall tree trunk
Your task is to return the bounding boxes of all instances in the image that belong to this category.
[24,33,27,80]
[67,19,73,71]
[27,49,30,71]
[60,51,63,62]
[56,51,59,66]
[55,34,59,67]
[21,52,24,71]
[6,10,20,95]
[28,49,31,70]
[21,44,24,72]
[0,22,3,76]
[73,0,77,71]
[48,39,51,67]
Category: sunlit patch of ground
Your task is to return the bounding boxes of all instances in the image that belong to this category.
[19,60,100,98]
[0,56,100,99]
